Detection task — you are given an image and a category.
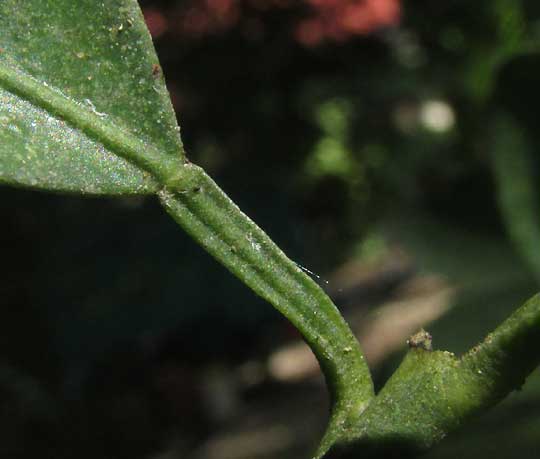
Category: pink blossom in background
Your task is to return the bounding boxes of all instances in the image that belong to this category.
[143,0,401,45]
[296,0,401,46]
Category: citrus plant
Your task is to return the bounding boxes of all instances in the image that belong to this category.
[1,1,539,458]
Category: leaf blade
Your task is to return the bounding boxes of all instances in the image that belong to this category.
[0,0,183,194]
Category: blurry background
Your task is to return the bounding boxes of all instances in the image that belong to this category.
[2,0,540,458]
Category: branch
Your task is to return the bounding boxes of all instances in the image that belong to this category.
[325,293,540,458]
[461,293,540,405]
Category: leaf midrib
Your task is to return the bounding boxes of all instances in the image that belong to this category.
[0,58,187,188]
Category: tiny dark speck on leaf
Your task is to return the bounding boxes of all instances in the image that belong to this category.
[152,63,161,77]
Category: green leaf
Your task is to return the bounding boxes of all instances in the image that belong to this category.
[491,113,540,281]
[0,4,376,456]
[0,0,183,194]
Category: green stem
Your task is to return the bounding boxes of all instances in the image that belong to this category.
[158,166,375,457]
[325,293,540,458]
[461,293,540,405]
